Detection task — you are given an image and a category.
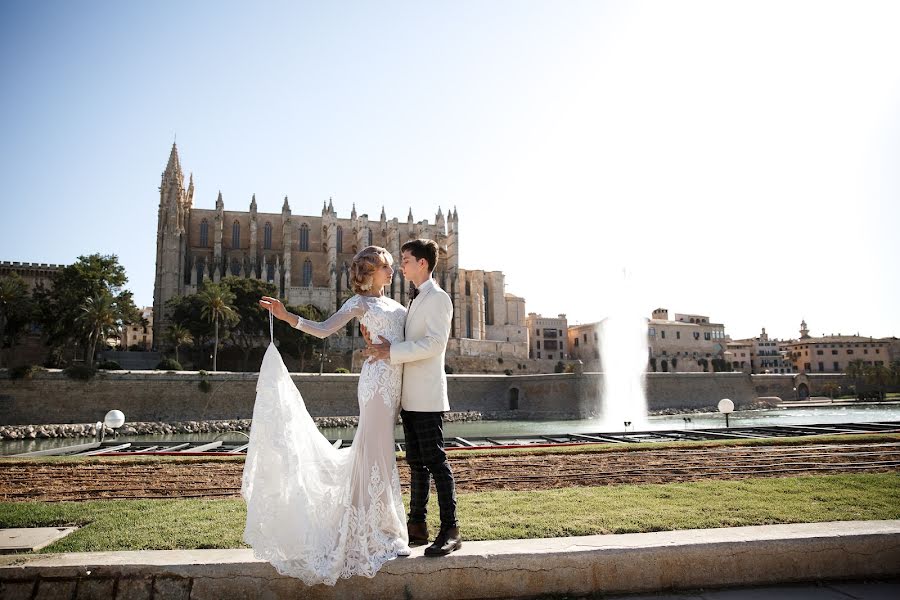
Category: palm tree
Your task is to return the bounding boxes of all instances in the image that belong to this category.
[76,292,118,368]
[165,324,194,365]
[198,283,238,371]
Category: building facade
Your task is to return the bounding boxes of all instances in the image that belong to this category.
[647,309,727,372]
[0,261,64,293]
[121,307,153,351]
[730,327,795,374]
[784,320,892,373]
[526,313,568,361]
[568,321,601,364]
[153,144,527,357]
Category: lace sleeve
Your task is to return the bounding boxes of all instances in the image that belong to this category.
[292,296,367,339]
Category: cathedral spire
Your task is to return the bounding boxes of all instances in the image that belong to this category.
[328,197,335,214]
[250,193,257,211]
[282,195,291,212]
[215,190,224,210]
[408,207,414,222]
[166,142,181,172]
[351,202,357,220]
[380,205,387,222]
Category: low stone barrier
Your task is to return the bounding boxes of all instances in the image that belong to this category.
[0,411,484,440]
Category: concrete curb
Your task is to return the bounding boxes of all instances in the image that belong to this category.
[1,520,899,599]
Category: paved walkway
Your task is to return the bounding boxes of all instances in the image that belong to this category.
[1,521,898,599]
[582,580,900,599]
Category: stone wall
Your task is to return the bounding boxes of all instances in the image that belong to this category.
[0,369,849,426]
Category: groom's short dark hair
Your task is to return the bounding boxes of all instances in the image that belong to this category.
[401,239,439,273]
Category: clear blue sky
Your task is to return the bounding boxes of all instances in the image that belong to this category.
[2,0,899,341]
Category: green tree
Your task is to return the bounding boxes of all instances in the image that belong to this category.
[890,361,900,389]
[165,324,194,365]
[32,254,139,364]
[221,276,278,371]
[76,292,120,368]
[198,282,238,371]
[0,273,33,368]
[167,293,217,367]
[274,303,326,372]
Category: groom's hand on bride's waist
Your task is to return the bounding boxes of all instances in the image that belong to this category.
[362,336,391,362]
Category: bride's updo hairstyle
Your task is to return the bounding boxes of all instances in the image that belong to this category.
[351,246,393,294]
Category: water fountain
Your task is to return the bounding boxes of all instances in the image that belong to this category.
[598,269,649,431]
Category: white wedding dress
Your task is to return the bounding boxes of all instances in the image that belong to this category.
[242,295,410,586]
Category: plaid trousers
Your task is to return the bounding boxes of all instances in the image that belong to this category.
[401,409,458,528]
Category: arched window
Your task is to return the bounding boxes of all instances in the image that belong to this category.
[266,260,275,282]
[263,222,272,250]
[509,388,519,410]
[367,229,373,246]
[466,307,472,338]
[230,257,241,276]
[484,282,493,326]
[336,226,343,253]
[199,220,209,247]
[299,223,310,251]
[302,259,313,286]
[465,280,471,296]
[232,221,241,249]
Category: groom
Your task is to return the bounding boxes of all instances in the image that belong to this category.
[363,238,461,557]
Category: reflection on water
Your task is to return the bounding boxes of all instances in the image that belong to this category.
[3,403,899,456]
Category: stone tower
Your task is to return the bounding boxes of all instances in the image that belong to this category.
[152,143,193,350]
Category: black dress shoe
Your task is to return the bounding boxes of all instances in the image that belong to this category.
[407,521,429,545]
[424,526,462,557]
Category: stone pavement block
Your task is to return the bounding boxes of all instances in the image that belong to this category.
[0,527,78,553]
[695,584,853,599]
[190,576,305,600]
[34,579,77,600]
[0,580,37,600]
[827,580,900,600]
[115,577,152,600]
[75,577,116,599]
[609,594,703,600]
[152,576,191,600]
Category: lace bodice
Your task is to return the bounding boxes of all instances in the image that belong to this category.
[294,295,406,346]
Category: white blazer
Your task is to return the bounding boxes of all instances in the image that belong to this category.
[389,278,453,412]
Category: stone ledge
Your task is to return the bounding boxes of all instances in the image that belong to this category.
[1,521,899,599]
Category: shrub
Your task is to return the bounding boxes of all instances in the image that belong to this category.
[156,358,183,371]
[64,365,97,381]
[334,367,350,374]
[97,360,122,370]
[9,365,41,380]
[554,361,565,373]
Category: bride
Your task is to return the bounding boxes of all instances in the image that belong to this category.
[242,245,410,585]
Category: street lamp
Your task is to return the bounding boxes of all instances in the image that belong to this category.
[102,410,125,441]
[717,398,734,428]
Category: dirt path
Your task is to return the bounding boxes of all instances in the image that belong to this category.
[2,441,898,502]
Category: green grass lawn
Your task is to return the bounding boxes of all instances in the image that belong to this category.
[1,473,897,554]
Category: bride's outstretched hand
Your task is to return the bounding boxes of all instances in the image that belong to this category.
[259,296,289,321]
